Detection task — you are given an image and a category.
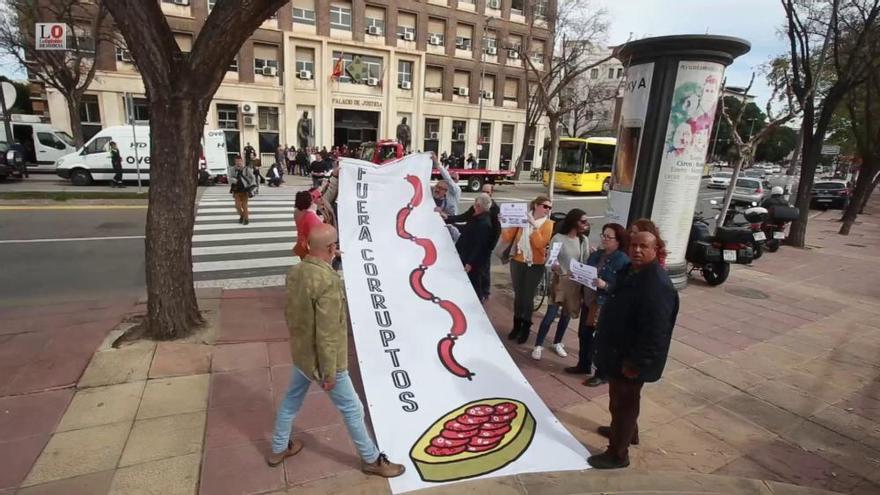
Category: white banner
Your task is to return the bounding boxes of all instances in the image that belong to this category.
[338,154,589,494]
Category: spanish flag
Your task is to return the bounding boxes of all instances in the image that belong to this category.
[331,56,344,80]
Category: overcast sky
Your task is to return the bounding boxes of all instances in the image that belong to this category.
[593,0,789,108]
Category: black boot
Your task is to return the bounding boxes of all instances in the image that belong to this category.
[517,320,532,344]
[507,318,521,340]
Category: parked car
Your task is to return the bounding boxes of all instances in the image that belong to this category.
[707,171,733,189]
[732,177,768,205]
[742,169,767,180]
[810,180,850,209]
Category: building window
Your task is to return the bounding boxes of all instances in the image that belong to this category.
[455,36,471,50]
[79,95,102,142]
[124,97,149,123]
[254,58,279,75]
[483,36,496,53]
[293,7,316,25]
[115,47,133,63]
[534,0,547,19]
[397,26,415,40]
[503,78,518,103]
[67,34,95,55]
[258,107,279,131]
[511,0,524,15]
[295,47,315,74]
[500,124,515,170]
[608,67,615,79]
[428,19,446,46]
[330,5,352,30]
[456,25,473,50]
[454,70,470,96]
[478,122,491,169]
[451,120,466,164]
[617,67,624,78]
[217,104,239,130]
[227,56,238,73]
[523,128,535,171]
[425,66,443,93]
[207,0,216,11]
[530,51,543,65]
[424,117,440,154]
[332,51,382,83]
[398,60,413,87]
[366,17,385,33]
[590,68,599,79]
[397,12,416,40]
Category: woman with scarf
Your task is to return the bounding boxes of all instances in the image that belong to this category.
[500,195,555,344]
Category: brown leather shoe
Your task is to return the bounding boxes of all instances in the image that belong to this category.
[266,439,304,467]
[362,453,405,478]
[597,425,639,445]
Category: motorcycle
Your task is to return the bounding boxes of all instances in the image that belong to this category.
[717,202,770,260]
[761,205,799,252]
[687,203,756,286]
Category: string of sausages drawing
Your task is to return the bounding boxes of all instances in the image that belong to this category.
[397,175,473,380]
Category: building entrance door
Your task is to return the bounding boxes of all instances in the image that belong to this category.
[333,109,379,150]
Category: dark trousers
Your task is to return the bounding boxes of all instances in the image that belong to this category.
[608,377,643,461]
[467,263,490,301]
[510,260,545,322]
[112,165,122,184]
[576,304,595,371]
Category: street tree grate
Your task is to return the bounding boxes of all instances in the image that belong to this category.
[724,286,769,300]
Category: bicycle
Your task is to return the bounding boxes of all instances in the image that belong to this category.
[533,267,550,312]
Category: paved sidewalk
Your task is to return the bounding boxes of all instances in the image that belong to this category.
[2,200,879,494]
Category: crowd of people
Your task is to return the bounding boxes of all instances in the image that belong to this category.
[259,151,678,475]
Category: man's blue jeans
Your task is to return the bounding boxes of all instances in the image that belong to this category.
[271,366,380,463]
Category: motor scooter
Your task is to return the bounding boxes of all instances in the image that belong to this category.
[686,202,756,286]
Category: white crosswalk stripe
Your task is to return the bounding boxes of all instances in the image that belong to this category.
[191,187,301,289]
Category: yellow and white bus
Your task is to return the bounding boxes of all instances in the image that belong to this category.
[542,137,616,194]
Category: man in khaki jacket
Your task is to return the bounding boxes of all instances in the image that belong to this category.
[268,224,405,478]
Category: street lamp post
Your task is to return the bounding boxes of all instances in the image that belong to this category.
[475,16,494,169]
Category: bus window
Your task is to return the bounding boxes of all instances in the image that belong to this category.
[586,143,614,173]
[555,140,585,173]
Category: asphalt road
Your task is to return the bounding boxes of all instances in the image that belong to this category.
[0,178,728,305]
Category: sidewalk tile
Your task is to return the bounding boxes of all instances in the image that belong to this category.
[137,374,209,420]
[23,422,129,487]
[78,344,155,388]
[16,470,114,495]
[749,381,828,418]
[718,393,804,435]
[641,381,710,417]
[205,399,274,449]
[748,343,814,368]
[210,368,272,409]
[667,340,714,366]
[283,424,361,485]
[685,405,777,451]
[676,333,739,357]
[200,440,284,495]
[286,469,391,494]
[0,389,73,441]
[635,397,679,432]
[777,370,854,405]
[779,420,880,485]
[0,435,49,490]
[119,411,206,467]
[745,439,869,493]
[149,342,212,378]
[56,381,144,432]
[553,400,611,451]
[809,405,880,452]
[212,343,269,372]
[409,476,525,494]
[713,456,788,483]
[109,453,200,495]
[664,368,740,404]
[635,418,739,474]
[693,359,765,390]
[267,341,292,366]
[523,373,583,412]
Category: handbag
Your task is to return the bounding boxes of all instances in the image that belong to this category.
[493,228,520,264]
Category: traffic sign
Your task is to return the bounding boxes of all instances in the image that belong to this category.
[821,145,841,156]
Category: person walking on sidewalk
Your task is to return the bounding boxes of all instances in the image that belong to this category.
[110,141,125,188]
[228,155,255,225]
[565,223,630,385]
[531,208,591,361]
[587,231,679,470]
[501,195,555,344]
[268,225,406,478]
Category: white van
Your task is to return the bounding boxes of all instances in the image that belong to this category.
[56,125,227,186]
[0,115,78,172]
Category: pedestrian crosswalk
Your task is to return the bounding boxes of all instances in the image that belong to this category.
[192,186,300,289]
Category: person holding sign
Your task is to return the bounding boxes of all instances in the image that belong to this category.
[499,196,555,344]
[565,223,630,386]
[530,209,591,361]
[588,231,679,470]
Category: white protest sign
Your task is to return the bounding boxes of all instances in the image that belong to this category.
[499,202,529,228]
[546,241,562,267]
[338,154,589,494]
[36,23,68,50]
[569,259,598,290]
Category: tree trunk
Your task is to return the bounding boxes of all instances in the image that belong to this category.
[142,96,205,339]
[839,160,877,235]
[860,172,880,214]
[511,122,536,181]
[787,133,822,247]
[546,114,560,202]
[65,93,85,147]
[717,153,747,231]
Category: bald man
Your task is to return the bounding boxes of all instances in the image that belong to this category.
[588,231,679,469]
[268,225,405,478]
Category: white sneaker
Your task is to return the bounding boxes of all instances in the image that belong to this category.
[553,343,568,357]
[531,346,543,360]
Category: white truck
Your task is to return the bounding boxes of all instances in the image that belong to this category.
[0,115,78,172]
[55,125,228,186]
